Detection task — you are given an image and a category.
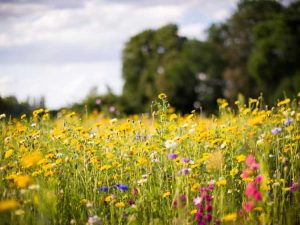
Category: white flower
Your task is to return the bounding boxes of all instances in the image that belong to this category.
[88,215,102,225]
[165,140,177,149]
[86,201,93,208]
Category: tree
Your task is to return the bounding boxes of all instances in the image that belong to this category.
[207,0,284,102]
[122,24,198,114]
[248,1,300,101]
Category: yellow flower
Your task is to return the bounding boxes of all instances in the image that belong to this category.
[100,165,112,171]
[216,179,227,187]
[222,213,237,222]
[55,158,63,164]
[230,168,239,177]
[236,154,246,163]
[191,183,201,193]
[32,170,42,177]
[42,163,54,171]
[137,157,147,165]
[45,171,54,177]
[249,98,258,104]
[169,114,177,121]
[0,200,19,212]
[277,98,290,106]
[106,152,115,159]
[105,195,112,202]
[282,187,290,192]
[4,149,14,159]
[162,191,171,198]
[248,115,265,126]
[115,202,125,208]
[261,183,270,191]
[217,98,229,109]
[242,108,251,115]
[158,93,167,100]
[190,209,197,215]
[21,151,43,168]
[14,175,32,188]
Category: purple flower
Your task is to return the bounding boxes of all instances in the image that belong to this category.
[95,99,102,105]
[98,186,109,192]
[180,194,187,202]
[109,106,116,113]
[172,200,177,208]
[182,157,190,163]
[271,127,282,134]
[128,199,135,205]
[195,211,203,222]
[168,153,178,160]
[116,184,129,191]
[180,168,191,175]
[206,204,212,212]
[284,118,294,125]
[215,218,221,225]
[291,183,299,192]
[205,195,213,202]
[204,214,212,222]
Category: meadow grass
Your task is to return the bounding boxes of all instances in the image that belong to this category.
[0,96,299,225]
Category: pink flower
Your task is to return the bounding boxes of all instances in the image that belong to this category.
[246,155,255,167]
[193,197,202,206]
[250,162,260,170]
[254,191,262,201]
[208,183,214,190]
[246,154,260,170]
[245,182,257,197]
[241,170,249,179]
[200,187,207,195]
[243,201,254,212]
[256,174,263,184]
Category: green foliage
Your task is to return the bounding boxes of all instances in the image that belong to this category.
[71,86,124,117]
[0,96,42,118]
[122,24,199,114]
[207,0,300,104]
[249,1,300,102]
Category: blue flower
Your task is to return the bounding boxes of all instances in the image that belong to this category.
[168,153,178,160]
[98,186,109,192]
[182,157,190,163]
[284,118,293,126]
[116,184,129,191]
[271,127,282,134]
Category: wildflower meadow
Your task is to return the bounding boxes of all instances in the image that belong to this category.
[0,95,299,225]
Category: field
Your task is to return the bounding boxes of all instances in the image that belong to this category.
[0,95,299,225]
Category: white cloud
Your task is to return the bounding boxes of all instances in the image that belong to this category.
[0,62,122,109]
[0,0,238,109]
[179,23,207,40]
[213,9,231,21]
[0,1,186,48]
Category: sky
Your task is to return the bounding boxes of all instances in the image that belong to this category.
[0,0,238,109]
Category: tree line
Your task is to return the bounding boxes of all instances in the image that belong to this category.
[121,0,300,114]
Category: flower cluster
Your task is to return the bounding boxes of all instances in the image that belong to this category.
[242,155,263,212]
[194,183,219,225]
